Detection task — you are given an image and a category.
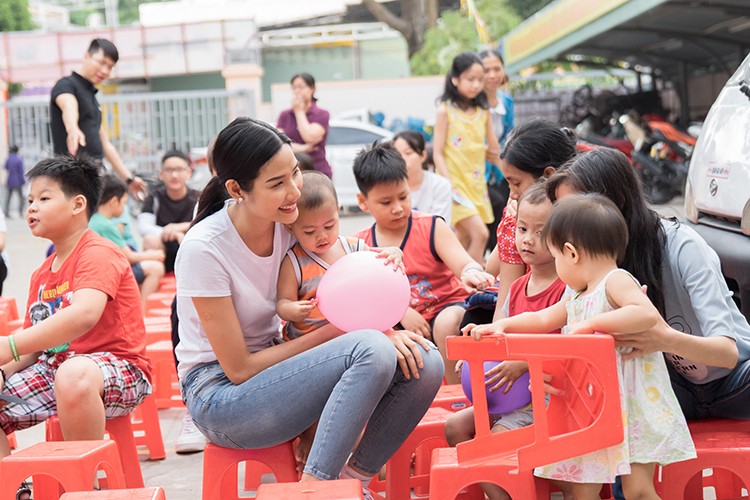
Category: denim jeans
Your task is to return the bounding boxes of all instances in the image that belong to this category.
[182,330,444,480]
[612,358,750,499]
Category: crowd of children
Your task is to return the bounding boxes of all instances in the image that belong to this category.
[2,43,750,500]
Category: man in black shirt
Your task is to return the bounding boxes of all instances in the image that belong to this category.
[50,38,146,196]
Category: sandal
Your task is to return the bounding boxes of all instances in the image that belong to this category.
[16,481,32,500]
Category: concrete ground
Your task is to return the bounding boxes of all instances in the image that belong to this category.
[2,197,685,498]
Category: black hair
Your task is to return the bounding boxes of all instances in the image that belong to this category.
[543,193,628,266]
[290,73,317,102]
[161,149,191,166]
[100,174,128,205]
[517,181,549,211]
[500,119,577,178]
[294,152,315,172]
[297,171,338,211]
[9,145,19,154]
[193,118,291,226]
[393,130,426,155]
[439,52,488,109]
[352,142,408,196]
[479,49,508,85]
[546,148,666,313]
[26,155,101,219]
[87,38,119,63]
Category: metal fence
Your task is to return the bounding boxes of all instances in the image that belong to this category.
[2,88,254,175]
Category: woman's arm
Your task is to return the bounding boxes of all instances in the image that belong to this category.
[432,106,450,179]
[293,105,327,145]
[484,112,500,166]
[192,296,343,385]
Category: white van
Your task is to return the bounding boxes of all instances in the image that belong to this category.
[684,52,750,319]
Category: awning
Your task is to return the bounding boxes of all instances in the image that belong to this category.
[502,0,750,78]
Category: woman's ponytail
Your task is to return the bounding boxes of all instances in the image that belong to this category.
[192,176,228,228]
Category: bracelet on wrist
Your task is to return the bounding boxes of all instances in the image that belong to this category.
[8,335,20,362]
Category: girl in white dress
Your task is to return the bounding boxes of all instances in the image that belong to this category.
[469,193,695,499]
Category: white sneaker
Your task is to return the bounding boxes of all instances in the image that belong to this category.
[175,413,208,454]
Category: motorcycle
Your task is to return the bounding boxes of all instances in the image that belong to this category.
[620,113,696,205]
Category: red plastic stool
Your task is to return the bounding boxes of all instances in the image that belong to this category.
[0,440,126,499]
[8,430,17,449]
[46,414,145,488]
[256,479,364,499]
[372,406,453,500]
[431,383,470,412]
[60,487,166,499]
[0,295,19,320]
[145,292,175,313]
[145,307,172,318]
[158,274,176,293]
[145,322,172,344]
[202,442,299,499]
[144,316,171,327]
[146,340,184,409]
[656,418,750,499]
[129,395,166,460]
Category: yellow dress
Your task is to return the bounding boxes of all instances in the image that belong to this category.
[440,102,493,225]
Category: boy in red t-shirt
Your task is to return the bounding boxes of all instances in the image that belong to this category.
[352,143,495,384]
[0,156,152,461]
[445,182,570,500]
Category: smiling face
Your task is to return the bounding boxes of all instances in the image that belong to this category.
[27,176,86,240]
[357,180,412,232]
[230,144,302,226]
[452,62,485,102]
[288,198,340,255]
[515,199,554,267]
[482,53,506,93]
[81,48,116,85]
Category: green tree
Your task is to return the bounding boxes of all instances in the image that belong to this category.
[0,0,34,32]
[410,0,520,76]
[507,0,555,19]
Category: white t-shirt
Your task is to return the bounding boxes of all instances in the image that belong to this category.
[174,200,294,379]
[411,171,452,225]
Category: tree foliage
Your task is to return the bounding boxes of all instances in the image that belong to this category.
[410,0,521,76]
[362,0,438,58]
[0,0,34,32]
[507,0,555,19]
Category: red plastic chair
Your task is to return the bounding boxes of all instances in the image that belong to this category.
[430,383,470,412]
[59,487,166,499]
[146,340,184,409]
[656,418,750,499]
[256,478,364,499]
[429,333,623,499]
[201,442,299,499]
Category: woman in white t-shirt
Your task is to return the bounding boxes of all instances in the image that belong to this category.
[175,117,443,488]
[392,131,452,224]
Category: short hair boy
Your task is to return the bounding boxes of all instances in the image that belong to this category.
[137,150,200,273]
[91,175,166,311]
[353,142,494,384]
[0,155,151,458]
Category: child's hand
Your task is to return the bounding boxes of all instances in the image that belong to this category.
[461,321,506,340]
[279,299,317,323]
[460,269,495,293]
[374,247,405,273]
[541,372,566,397]
[485,360,529,393]
[400,307,432,340]
[567,320,594,335]
[454,359,464,375]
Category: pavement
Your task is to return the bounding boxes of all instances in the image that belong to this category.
[2,195,684,498]
[2,205,374,499]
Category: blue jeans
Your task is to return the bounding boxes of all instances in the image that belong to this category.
[612,359,750,499]
[182,330,444,480]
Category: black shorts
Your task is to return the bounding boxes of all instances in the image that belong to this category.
[131,262,145,284]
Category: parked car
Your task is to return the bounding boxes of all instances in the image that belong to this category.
[683,51,750,320]
[327,119,394,209]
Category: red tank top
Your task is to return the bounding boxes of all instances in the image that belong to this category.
[507,272,567,332]
[355,211,468,322]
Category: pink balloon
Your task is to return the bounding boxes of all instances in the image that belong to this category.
[316,251,410,332]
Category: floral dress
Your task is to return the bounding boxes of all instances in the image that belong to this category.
[535,269,696,483]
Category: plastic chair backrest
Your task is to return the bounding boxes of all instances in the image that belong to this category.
[446,333,623,472]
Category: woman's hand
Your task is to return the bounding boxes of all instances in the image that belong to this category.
[400,307,432,340]
[291,94,306,113]
[385,329,432,380]
[374,247,405,273]
[485,360,529,393]
[611,315,673,359]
